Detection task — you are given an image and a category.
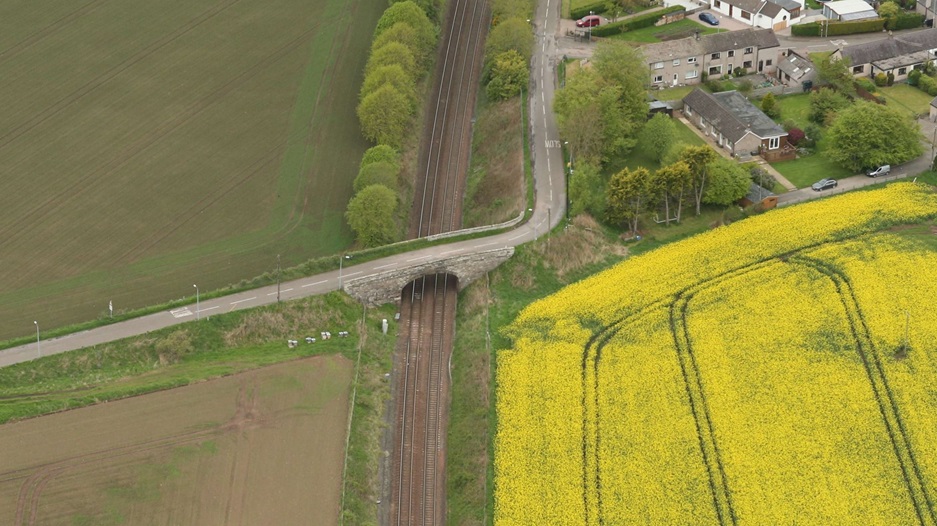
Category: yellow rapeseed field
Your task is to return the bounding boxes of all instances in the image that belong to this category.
[495,183,937,525]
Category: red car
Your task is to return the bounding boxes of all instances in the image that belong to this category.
[576,15,601,28]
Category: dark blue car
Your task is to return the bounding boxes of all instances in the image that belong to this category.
[699,12,719,25]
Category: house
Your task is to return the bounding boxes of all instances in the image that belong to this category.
[644,28,780,87]
[821,0,878,22]
[710,0,803,30]
[915,0,937,27]
[682,88,796,161]
[775,49,817,88]
[930,95,937,121]
[832,29,937,82]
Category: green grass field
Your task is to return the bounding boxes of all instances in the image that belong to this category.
[0,0,383,340]
[878,83,934,116]
[609,18,719,43]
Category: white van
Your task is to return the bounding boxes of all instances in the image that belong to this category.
[866,165,891,177]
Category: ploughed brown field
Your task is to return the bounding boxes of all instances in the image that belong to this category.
[0,355,352,525]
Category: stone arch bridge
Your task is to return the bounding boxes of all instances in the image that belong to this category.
[343,247,514,305]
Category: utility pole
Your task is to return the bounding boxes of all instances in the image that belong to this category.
[276,254,281,303]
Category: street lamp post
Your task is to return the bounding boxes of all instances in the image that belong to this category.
[193,284,200,320]
[339,255,351,289]
[564,141,572,222]
[276,254,282,303]
[33,321,40,358]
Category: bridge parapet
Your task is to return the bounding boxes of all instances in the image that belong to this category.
[343,247,514,305]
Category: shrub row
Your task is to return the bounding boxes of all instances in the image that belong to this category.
[887,12,925,30]
[791,18,885,36]
[590,5,684,36]
[917,72,937,96]
[571,1,608,19]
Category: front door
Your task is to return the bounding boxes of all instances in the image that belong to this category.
[758,60,764,72]
[673,74,678,86]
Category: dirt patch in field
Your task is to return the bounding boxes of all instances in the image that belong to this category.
[0,355,352,526]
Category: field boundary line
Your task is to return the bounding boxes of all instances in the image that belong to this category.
[339,302,367,526]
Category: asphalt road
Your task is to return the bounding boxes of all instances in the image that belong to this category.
[0,0,567,369]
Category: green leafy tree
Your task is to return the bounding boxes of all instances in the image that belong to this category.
[553,69,606,163]
[390,0,438,20]
[373,22,435,73]
[809,87,852,124]
[826,101,923,172]
[591,41,648,153]
[361,145,400,167]
[485,17,533,66]
[815,54,856,97]
[366,42,417,77]
[357,84,412,147]
[569,161,606,217]
[376,1,435,39]
[760,93,781,120]
[354,161,399,193]
[676,145,718,216]
[652,160,692,224]
[606,167,651,235]
[703,157,750,205]
[361,64,417,109]
[878,1,900,27]
[490,0,536,20]
[487,50,529,101]
[638,113,676,164]
[346,185,399,247]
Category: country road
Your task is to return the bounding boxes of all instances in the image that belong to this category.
[0,0,568,369]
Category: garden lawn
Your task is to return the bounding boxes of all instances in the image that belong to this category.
[877,84,934,117]
[609,19,718,43]
[771,138,854,188]
[774,93,811,129]
[651,85,694,101]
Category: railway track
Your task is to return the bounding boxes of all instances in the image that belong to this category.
[388,0,489,522]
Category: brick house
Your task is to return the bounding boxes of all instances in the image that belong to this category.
[682,88,796,161]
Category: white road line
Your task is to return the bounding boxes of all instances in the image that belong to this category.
[509,233,526,241]
[200,306,219,312]
[407,255,432,262]
[301,280,327,288]
[230,297,256,305]
[170,308,192,318]
[267,292,277,296]
[441,248,464,255]
[474,241,496,248]
[342,271,362,278]
[541,91,545,102]
[542,106,545,115]
[374,262,398,270]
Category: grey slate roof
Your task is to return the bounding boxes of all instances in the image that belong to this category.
[744,182,776,203]
[840,29,937,66]
[643,29,780,64]
[777,50,816,81]
[931,96,937,109]
[683,88,786,143]
[722,0,798,16]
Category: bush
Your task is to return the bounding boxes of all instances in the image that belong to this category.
[919,74,937,96]
[590,6,684,36]
[571,1,608,19]
[804,123,822,147]
[856,77,877,92]
[738,79,753,94]
[909,69,922,86]
[733,67,747,78]
[487,49,529,101]
[874,72,888,87]
[706,79,729,92]
[890,12,925,30]
[791,18,886,36]
[887,71,895,86]
[787,127,805,146]
[760,92,781,120]
[809,87,852,124]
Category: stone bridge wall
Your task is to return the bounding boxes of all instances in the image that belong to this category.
[343,247,514,305]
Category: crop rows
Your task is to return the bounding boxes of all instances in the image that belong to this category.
[496,184,937,524]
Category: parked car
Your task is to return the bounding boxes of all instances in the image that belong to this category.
[866,165,891,177]
[811,178,838,191]
[698,12,719,25]
[576,15,601,28]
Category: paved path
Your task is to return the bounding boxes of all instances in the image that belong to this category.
[0,0,568,369]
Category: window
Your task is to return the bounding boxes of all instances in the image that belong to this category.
[688,56,698,64]
[766,59,773,66]
[853,65,864,73]
[741,10,751,19]
[728,63,733,72]
[653,61,664,69]
[711,52,721,60]
[653,75,663,83]
[685,106,693,116]
[899,67,908,75]
[743,60,753,68]
[709,65,722,75]
[714,0,721,6]
[686,69,699,79]
[769,137,780,149]
[728,50,735,58]
[745,47,754,54]
[673,59,681,66]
